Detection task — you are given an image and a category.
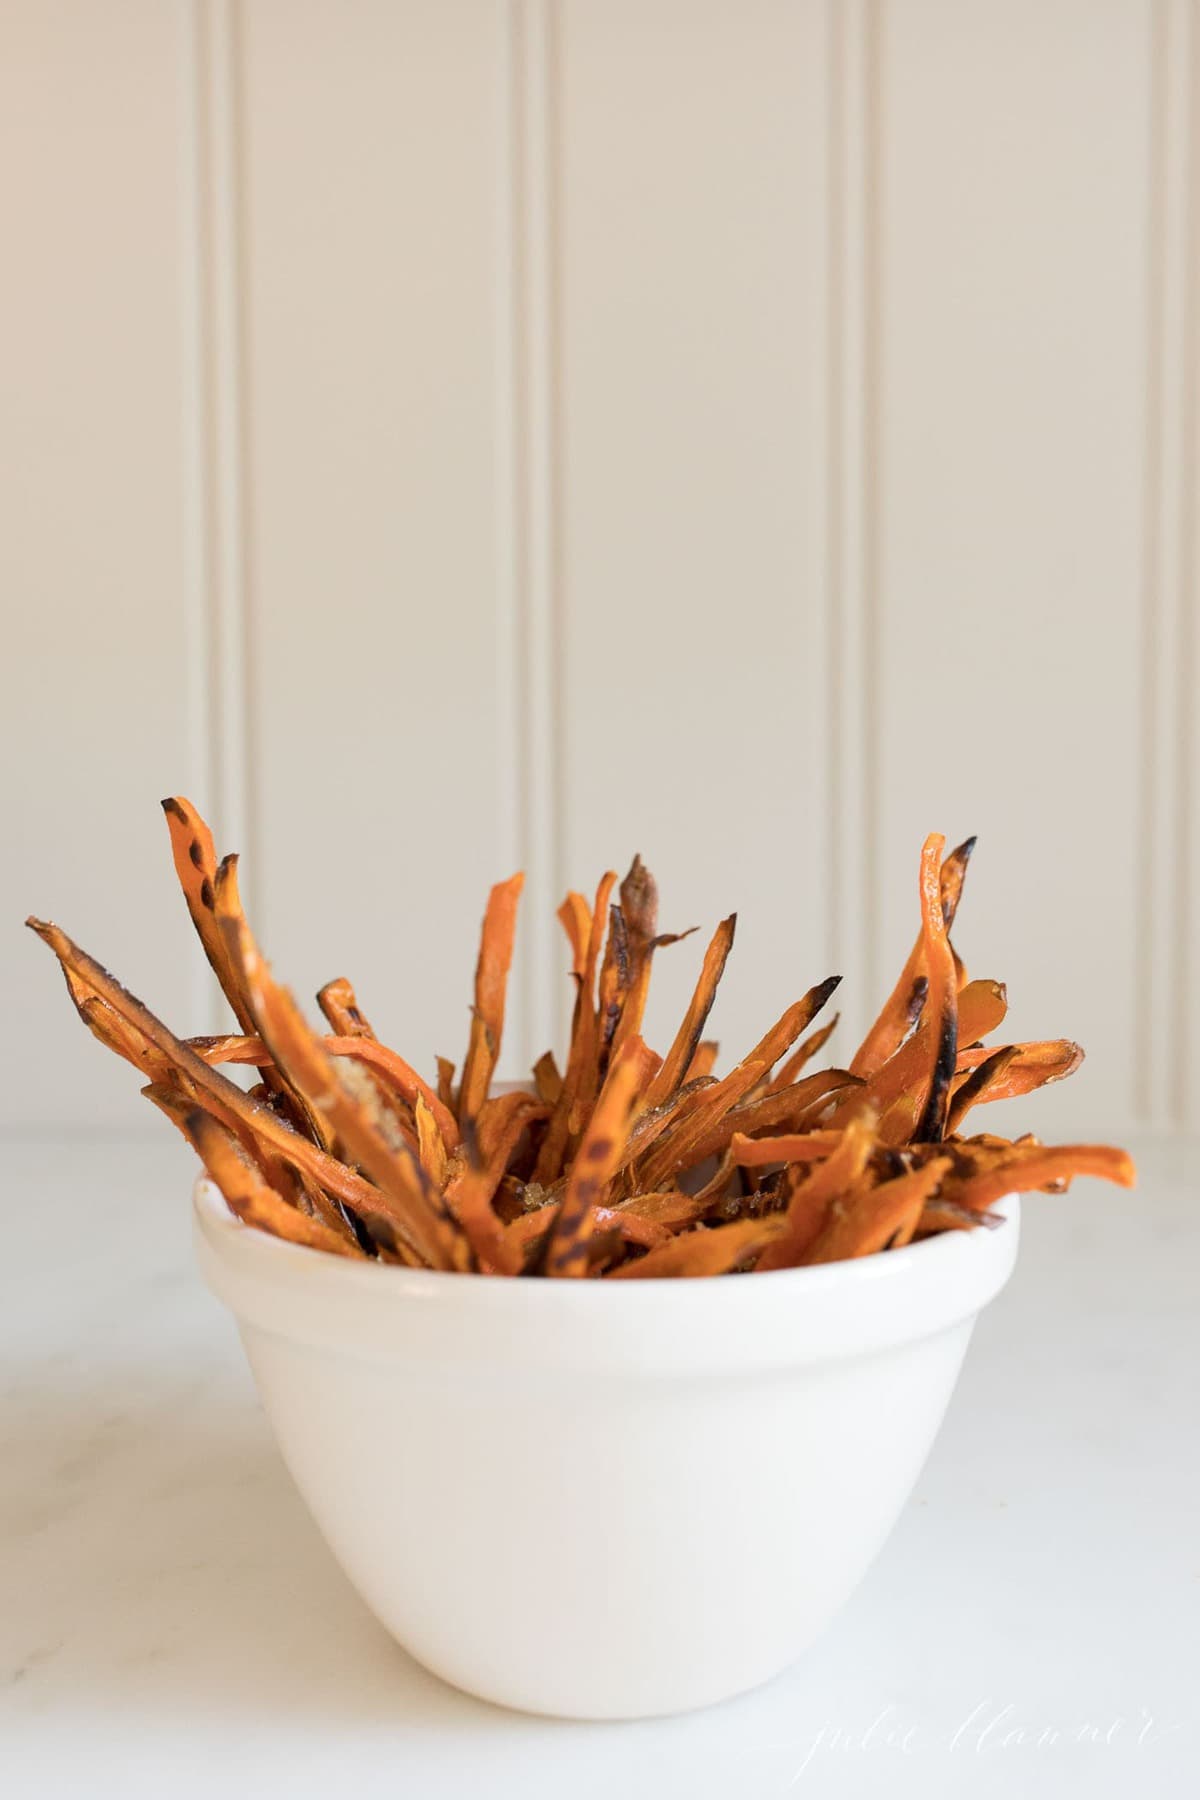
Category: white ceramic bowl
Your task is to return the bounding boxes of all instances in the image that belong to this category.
[193,1177,1019,1719]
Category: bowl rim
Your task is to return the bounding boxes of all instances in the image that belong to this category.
[192,1171,1015,1294]
[192,1173,1021,1370]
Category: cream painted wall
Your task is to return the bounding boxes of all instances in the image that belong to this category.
[5,0,1198,1140]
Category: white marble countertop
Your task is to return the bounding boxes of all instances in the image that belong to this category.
[2,1133,1196,1798]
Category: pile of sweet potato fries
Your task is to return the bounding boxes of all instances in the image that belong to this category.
[26,801,1133,1276]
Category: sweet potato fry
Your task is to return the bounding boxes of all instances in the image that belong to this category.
[532,1050,563,1106]
[533,870,616,1183]
[216,907,469,1271]
[545,1037,645,1277]
[851,836,974,1076]
[171,1098,364,1259]
[160,797,257,1036]
[941,1144,1135,1214]
[945,1046,1020,1136]
[683,1040,719,1083]
[640,915,736,1111]
[769,1014,840,1091]
[952,1040,1085,1111]
[843,978,1006,1126]
[686,1067,862,1166]
[756,1114,876,1271]
[804,1157,952,1264]
[728,1129,842,1168]
[436,1057,456,1110]
[912,833,958,1143]
[27,919,417,1233]
[606,1215,785,1279]
[556,891,592,979]
[458,873,524,1122]
[413,1093,449,1188]
[184,1028,456,1152]
[634,1058,769,1190]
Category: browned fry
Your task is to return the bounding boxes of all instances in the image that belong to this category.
[634,1058,768,1191]
[952,1040,1085,1113]
[532,1050,563,1106]
[640,915,737,1111]
[474,1089,548,1166]
[504,1194,665,1266]
[609,857,698,1054]
[916,1198,1005,1235]
[314,975,418,1141]
[941,1144,1136,1213]
[211,852,336,1151]
[612,1189,711,1228]
[545,1037,645,1277]
[912,833,958,1143]
[728,1129,842,1168]
[160,797,257,1037]
[557,891,592,977]
[61,967,173,1083]
[944,1046,1021,1136]
[842,979,1007,1127]
[458,873,525,1122]
[757,1115,876,1271]
[316,976,376,1038]
[414,1093,449,1188]
[769,1014,840,1091]
[148,1080,362,1251]
[185,1030,456,1152]
[804,1157,952,1264]
[606,1214,785,1279]
[165,1095,365,1259]
[594,905,630,1079]
[851,835,975,1077]
[683,1040,719,1083]
[26,917,420,1239]
[214,908,469,1271]
[737,977,842,1086]
[436,1056,456,1110]
[533,870,617,1184]
[686,1067,862,1166]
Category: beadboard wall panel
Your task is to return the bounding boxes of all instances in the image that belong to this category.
[554,0,836,1070]
[4,1,207,1130]
[871,0,1153,1136]
[234,0,523,1081]
[4,0,1198,1140]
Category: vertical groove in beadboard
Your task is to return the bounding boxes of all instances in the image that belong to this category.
[1176,0,1200,1129]
[826,0,880,1038]
[1135,0,1166,1122]
[508,0,565,1068]
[187,0,255,984]
[861,0,884,1013]
[178,0,215,1030]
[493,0,524,1069]
[1137,0,1196,1129]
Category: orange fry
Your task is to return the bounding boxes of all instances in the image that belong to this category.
[683,1040,720,1083]
[912,832,958,1143]
[459,873,524,1122]
[804,1157,952,1264]
[606,1215,784,1279]
[168,1097,363,1259]
[728,1129,842,1168]
[769,1014,840,1091]
[942,1144,1136,1214]
[640,915,737,1111]
[215,909,467,1271]
[545,1037,645,1277]
[851,835,974,1076]
[757,1114,876,1271]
